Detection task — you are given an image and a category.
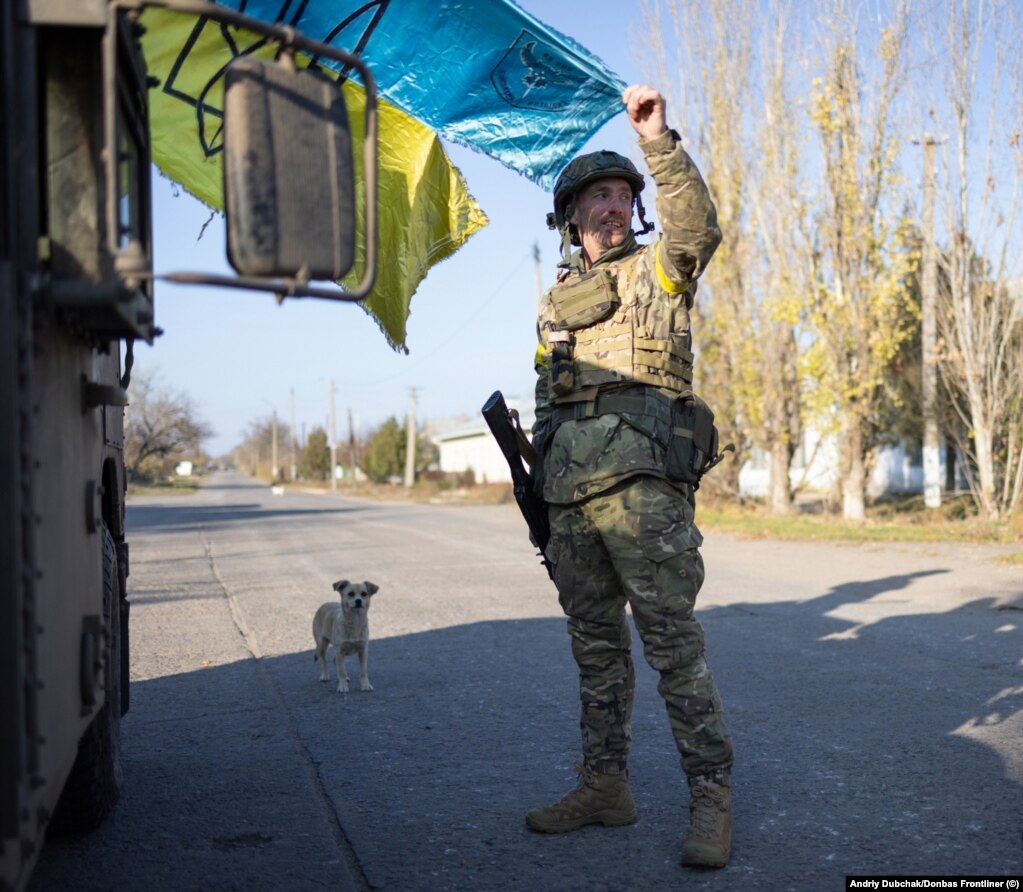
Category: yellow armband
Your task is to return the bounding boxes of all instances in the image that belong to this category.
[655,243,687,295]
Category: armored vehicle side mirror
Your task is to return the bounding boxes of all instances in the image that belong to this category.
[223,57,358,284]
[153,1,378,302]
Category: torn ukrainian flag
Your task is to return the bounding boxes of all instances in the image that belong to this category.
[140,0,625,349]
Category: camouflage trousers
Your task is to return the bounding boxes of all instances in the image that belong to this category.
[546,474,733,779]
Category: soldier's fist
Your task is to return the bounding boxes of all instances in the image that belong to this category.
[622,84,668,141]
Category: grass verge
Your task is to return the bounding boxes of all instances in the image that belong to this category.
[126,478,201,497]
[697,493,1023,546]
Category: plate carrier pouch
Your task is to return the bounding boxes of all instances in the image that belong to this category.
[550,268,619,330]
[666,394,722,488]
[547,269,619,397]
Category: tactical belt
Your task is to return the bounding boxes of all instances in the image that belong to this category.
[546,385,728,490]
[548,384,682,448]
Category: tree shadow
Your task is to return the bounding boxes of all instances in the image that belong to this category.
[702,571,1023,883]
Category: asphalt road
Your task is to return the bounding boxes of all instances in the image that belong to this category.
[29,472,1023,891]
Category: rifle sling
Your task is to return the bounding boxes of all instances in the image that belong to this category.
[508,408,537,469]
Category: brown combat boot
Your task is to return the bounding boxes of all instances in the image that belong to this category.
[526,764,638,833]
[681,773,731,868]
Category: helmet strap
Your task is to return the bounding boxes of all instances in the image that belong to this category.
[560,225,574,261]
[635,194,654,235]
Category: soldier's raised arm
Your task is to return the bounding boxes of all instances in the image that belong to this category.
[626,86,721,289]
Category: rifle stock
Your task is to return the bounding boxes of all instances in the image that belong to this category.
[481,391,553,580]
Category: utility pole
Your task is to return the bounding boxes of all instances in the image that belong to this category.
[533,241,543,311]
[404,387,419,487]
[289,387,297,481]
[271,409,279,482]
[914,134,945,509]
[348,408,359,484]
[329,380,337,491]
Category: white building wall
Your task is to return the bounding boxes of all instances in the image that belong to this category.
[740,431,940,500]
[438,433,513,483]
[738,427,840,497]
[867,444,927,496]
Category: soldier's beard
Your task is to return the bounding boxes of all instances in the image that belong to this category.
[580,220,630,263]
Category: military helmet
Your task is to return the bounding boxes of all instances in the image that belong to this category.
[548,151,645,233]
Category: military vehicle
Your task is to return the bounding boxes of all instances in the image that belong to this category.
[1,2,375,888]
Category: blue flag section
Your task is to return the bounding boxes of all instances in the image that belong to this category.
[213,0,627,187]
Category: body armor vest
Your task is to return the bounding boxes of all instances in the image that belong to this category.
[541,244,695,403]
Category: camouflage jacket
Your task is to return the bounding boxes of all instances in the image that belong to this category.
[533,129,721,505]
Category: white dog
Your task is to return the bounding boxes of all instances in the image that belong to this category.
[312,580,379,693]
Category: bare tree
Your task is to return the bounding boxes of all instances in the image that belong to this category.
[926,0,1023,518]
[654,0,756,501]
[746,1,813,513]
[124,368,211,482]
[231,415,294,482]
[638,0,1021,522]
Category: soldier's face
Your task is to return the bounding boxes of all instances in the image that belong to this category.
[570,177,634,259]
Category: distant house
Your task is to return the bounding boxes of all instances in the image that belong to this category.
[738,432,948,499]
[434,400,535,484]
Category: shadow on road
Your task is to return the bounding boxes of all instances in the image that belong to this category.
[31,571,1023,891]
[805,568,951,611]
[127,501,372,533]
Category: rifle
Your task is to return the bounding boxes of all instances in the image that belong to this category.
[481,391,553,580]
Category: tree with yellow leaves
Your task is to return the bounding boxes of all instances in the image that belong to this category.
[641,0,810,513]
[805,0,918,520]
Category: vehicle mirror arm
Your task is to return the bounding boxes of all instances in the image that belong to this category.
[158,271,373,303]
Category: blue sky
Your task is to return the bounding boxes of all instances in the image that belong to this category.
[143,1,650,456]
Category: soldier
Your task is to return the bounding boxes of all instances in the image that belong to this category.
[527,84,734,869]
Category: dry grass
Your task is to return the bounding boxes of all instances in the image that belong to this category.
[338,482,1022,548]
[697,492,1023,547]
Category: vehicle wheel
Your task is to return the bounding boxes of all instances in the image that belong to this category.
[49,523,123,834]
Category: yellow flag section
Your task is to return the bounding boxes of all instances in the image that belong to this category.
[140,8,488,350]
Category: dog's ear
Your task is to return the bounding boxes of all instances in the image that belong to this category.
[364,582,379,596]
[332,580,350,593]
